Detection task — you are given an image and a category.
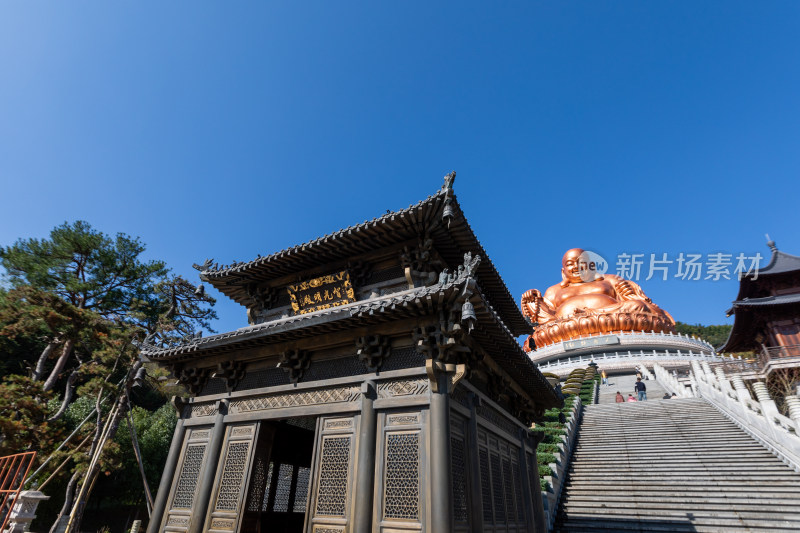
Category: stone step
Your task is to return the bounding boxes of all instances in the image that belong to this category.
[567,462,786,470]
[567,474,798,486]
[565,471,795,480]
[570,451,776,459]
[563,500,800,525]
[554,391,800,533]
[567,462,790,470]
[569,439,784,450]
[562,494,800,505]
[555,517,800,533]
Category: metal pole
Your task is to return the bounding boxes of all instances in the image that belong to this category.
[126,395,154,515]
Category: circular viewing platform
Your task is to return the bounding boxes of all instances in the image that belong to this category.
[527,331,734,377]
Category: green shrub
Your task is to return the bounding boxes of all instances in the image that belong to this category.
[540,478,551,492]
[537,452,557,464]
[541,433,563,445]
[538,464,554,476]
[538,443,559,454]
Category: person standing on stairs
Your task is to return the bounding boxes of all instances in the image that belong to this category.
[601,370,608,386]
[635,377,647,401]
[615,391,625,403]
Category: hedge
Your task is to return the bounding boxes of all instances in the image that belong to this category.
[537,452,557,465]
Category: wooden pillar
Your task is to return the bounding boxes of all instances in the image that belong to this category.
[352,381,377,533]
[188,399,228,533]
[147,412,186,533]
[467,393,484,533]
[517,429,537,533]
[527,430,546,532]
[430,374,452,533]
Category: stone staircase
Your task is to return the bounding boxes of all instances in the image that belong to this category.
[555,398,800,532]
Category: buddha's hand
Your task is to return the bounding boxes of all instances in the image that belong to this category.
[521,289,543,318]
[522,288,542,301]
[615,279,653,303]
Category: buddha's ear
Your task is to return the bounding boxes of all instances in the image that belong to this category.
[560,269,569,288]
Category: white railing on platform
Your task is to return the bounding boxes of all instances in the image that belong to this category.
[536,349,742,372]
[531,330,716,361]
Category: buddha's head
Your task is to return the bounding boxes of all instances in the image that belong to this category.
[561,248,585,285]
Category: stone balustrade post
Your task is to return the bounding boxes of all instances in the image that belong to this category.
[731,374,753,403]
[784,395,800,433]
[752,382,780,421]
[690,361,704,384]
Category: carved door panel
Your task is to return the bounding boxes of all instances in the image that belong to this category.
[203,423,260,533]
[305,416,357,533]
[477,429,527,533]
[374,410,425,533]
[160,427,213,532]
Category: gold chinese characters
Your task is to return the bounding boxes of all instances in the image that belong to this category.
[287,271,356,315]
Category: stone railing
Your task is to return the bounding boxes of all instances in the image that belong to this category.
[537,349,744,375]
[531,330,715,361]
[652,363,692,398]
[541,395,582,532]
[636,363,654,381]
[686,360,800,471]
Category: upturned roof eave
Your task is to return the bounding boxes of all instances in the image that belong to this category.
[195,185,531,336]
[141,276,559,407]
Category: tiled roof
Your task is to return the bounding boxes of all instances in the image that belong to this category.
[757,249,800,276]
[194,185,530,336]
[730,292,800,309]
[142,269,560,407]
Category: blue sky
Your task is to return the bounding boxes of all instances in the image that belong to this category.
[2,2,799,336]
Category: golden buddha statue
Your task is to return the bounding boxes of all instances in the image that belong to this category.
[521,248,675,350]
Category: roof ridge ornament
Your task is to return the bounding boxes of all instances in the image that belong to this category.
[437,252,482,285]
[192,258,214,272]
[765,233,778,253]
[442,170,456,226]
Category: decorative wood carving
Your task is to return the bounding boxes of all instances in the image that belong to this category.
[215,360,246,392]
[277,349,311,383]
[172,365,209,396]
[346,260,372,288]
[245,283,279,324]
[400,234,440,287]
[229,386,360,414]
[376,378,429,398]
[355,334,391,372]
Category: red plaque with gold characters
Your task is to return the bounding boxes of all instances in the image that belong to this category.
[287,271,356,315]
